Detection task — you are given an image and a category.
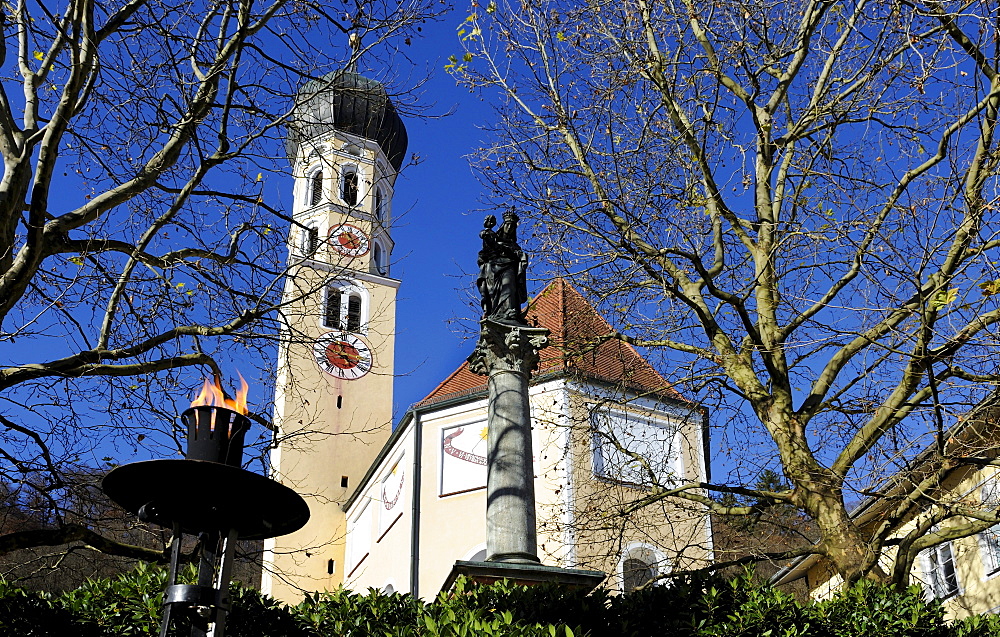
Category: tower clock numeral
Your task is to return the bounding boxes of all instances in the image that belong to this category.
[313,332,373,380]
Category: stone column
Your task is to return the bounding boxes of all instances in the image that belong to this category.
[468,319,549,563]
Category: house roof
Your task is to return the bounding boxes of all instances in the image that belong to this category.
[770,390,1000,587]
[416,279,684,408]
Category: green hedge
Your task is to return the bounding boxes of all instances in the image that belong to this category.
[1,563,999,636]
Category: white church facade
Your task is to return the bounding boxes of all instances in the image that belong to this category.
[261,67,712,601]
[339,279,712,598]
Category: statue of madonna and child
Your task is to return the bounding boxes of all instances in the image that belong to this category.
[476,210,529,325]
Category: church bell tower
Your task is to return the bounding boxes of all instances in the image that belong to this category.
[262,67,407,599]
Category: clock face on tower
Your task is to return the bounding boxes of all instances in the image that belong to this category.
[313,332,373,380]
[328,223,371,257]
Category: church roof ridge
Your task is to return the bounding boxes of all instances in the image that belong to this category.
[415,278,685,408]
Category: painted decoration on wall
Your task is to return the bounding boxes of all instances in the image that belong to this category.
[346,500,372,575]
[378,460,405,536]
[591,409,682,486]
[440,423,488,496]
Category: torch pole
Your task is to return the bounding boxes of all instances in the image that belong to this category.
[160,522,184,637]
[209,529,239,637]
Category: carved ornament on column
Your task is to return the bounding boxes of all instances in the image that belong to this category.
[467,318,550,378]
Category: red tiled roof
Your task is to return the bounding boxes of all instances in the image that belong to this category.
[416,279,684,407]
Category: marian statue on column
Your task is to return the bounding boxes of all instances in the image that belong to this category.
[477,210,529,325]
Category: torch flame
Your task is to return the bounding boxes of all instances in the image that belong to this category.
[190,372,249,415]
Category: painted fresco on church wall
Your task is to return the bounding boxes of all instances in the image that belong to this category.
[440,422,488,496]
[379,455,406,536]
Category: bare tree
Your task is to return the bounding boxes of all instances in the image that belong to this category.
[0,0,437,573]
[453,0,1000,586]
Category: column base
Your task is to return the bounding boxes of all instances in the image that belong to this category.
[487,551,541,564]
[441,560,606,593]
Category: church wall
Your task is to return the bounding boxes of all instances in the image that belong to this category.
[533,382,579,567]
[409,380,572,595]
[337,377,713,598]
[415,396,492,595]
[402,377,715,595]
[263,132,398,602]
[557,385,712,589]
[343,425,415,594]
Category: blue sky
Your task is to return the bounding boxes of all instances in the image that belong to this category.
[375,13,503,422]
[0,6,529,455]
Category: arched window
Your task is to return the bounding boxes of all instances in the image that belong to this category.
[323,281,368,333]
[462,544,488,563]
[372,241,388,277]
[346,294,362,332]
[622,558,655,593]
[374,187,385,223]
[300,223,320,255]
[342,167,359,206]
[619,544,664,593]
[309,169,324,206]
[324,286,341,329]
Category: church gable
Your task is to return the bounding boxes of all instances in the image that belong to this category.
[417,279,682,407]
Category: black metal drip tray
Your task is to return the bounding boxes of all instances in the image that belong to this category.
[102,459,309,540]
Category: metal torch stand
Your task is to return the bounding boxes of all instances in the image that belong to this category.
[158,525,240,637]
[103,406,310,637]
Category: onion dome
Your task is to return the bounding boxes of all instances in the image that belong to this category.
[286,70,408,172]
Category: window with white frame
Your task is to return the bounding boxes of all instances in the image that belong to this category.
[374,186,386,223]
[980,477,1000,577]
[591,409,682,486]
[372,240,388,276]
[346,500,372,574]
[341,166,359,206]
[619,544,662,593]
[300,223,319,255]
[308,169,324,207]
[323,281,367,333]
[921,538,961,599]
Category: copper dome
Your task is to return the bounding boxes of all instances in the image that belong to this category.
[286,70,408,171]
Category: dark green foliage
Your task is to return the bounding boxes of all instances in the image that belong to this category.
[953,613,1000,637]
[810,579,949,637]
[438,571,997,637]
[60,560,167,635]
[295,585,576,636]
[294,587,423,635]
[444,576,604,633]
[225,585,304,637]
[0,579,100,636]
[0,563,998,636]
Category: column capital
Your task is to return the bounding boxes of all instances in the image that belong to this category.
[467,319,550,377]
